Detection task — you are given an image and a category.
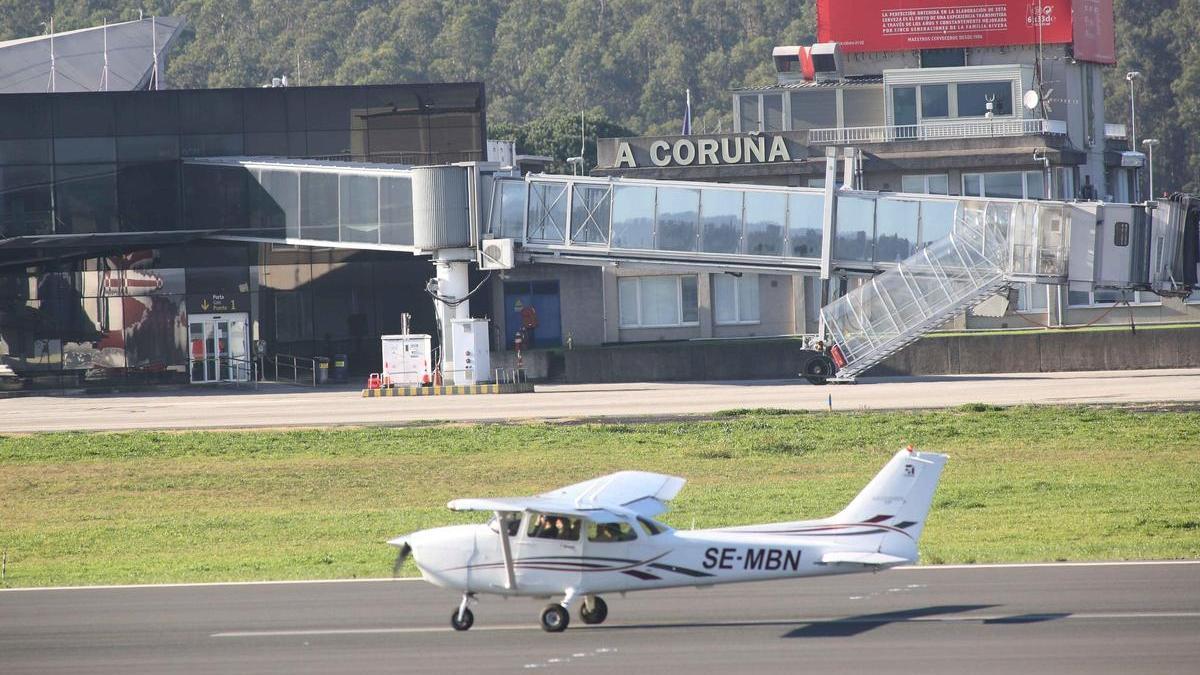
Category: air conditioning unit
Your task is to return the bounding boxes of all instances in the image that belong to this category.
[478,238,515,270]
[810,43,842,81]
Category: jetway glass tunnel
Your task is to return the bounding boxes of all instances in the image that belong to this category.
[182,157,419,251]
[486,175,965,270]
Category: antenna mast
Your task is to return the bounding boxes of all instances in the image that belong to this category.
[100,20,110,91]
[46,17,57,92]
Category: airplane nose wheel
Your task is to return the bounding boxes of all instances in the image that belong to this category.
[540,604,570,633]
[580,596,608,625]
[450,607,474,631]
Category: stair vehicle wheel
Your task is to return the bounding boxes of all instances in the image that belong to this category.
[802,354,835,385]
[450,607,474,631]
[540,604,570,633]
[580,596,608,625]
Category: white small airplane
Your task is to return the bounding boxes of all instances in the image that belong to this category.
[389,447,947,632]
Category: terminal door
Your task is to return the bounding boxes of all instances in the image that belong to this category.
[188,313,250,383]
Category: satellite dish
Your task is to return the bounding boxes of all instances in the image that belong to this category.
[1023,89,1041,111]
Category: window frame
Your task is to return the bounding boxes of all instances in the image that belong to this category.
[617,274,700,329]
[961,171,1045,199]
[713,273,761,326]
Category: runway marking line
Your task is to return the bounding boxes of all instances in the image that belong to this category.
[210,611,1200,638]
[4,560,1198,592]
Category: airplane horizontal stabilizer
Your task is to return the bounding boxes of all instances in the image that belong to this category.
[819,551,911,567]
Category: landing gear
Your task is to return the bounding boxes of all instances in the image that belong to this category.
[450,607,474,631]
[802,354,836,385]
[540,604,570,633]
[451,592,475,631]
[580,595,608,625]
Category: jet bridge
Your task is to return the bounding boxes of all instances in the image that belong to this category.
[181,155,1198,384]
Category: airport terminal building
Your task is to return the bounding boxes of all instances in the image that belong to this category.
[1,6,1197,389]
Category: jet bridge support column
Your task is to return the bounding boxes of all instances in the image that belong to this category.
[817,147,839,340]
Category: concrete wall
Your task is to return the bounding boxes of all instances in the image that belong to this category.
[868,325,1200,376]
[499,325,1200,384]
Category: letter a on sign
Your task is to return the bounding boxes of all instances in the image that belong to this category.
[615,142,637,168]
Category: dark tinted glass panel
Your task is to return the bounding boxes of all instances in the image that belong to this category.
[892,87,917,126]
[790,90,837,131]
[340,174,379,243]
[380,176,413,245]
[244,132,289,156]
[921,48,966,68]
[180,134,244,157]
[611,186,655,249]
[241,89,290,132]
[787,193,823,257]
[55,164,118,234]
[114,91,179,135]
[0,138,51,164]
[259,170,300,238]
[54,137,117,163]
[367,127,422,161]
[118,162,179,232]
[744,191,786,255]
[123,294,186,370]
[52,94,115,136]
[921,85,949,118]
[303,87,367,131]
[306,130,353,158]
[957,82,1013,117]
[185,266,249,294]
[874,198,920,262]
[0,95,52,138]
[178,90,245,133]
[700,190,742,254]
[117,135,179,162]
[300,172,338,240]
[835,196,875,262]
[0,165,53,237]
[655,187,699,252]
[365,86,423,115]
[182,164,248,230]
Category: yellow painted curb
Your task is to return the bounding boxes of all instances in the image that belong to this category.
[361,383,535,397]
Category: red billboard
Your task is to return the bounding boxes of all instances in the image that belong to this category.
[816,0,1115,64]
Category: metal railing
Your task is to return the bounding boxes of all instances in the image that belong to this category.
[808,118,1065,145]
[272,353,318,387]
[188,355,257,386]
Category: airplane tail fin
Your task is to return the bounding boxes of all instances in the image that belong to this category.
[831,447,948,556]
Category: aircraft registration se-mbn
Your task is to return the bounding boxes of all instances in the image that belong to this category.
[389,447,948,632]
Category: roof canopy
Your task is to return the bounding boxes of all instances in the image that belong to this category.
[0,17,186,93]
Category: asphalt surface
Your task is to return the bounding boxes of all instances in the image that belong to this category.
[2,367,1199,432]
[3,562,1198,674]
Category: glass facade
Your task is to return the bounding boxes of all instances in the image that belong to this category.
[0,83,485,386]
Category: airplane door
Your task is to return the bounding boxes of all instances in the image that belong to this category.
[513,512,582,593]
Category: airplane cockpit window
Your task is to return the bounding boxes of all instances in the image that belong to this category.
[636,516,666,536]
[587,521,638,543]
[527,512,581,541]
[488,514,522,536]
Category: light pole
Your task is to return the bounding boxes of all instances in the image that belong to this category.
[1126,71,1143,200]
[1142,138,1159,201]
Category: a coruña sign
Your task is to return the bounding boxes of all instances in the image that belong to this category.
[601,132,807,170]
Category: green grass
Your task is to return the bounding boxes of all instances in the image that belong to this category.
[1,405,1198,587]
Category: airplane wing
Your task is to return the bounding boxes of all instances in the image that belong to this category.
[819,551,912,567]
[447,471,687,520]
[446,497,627,523]
[538,470,687,518]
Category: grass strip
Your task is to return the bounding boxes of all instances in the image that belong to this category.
[1,405,1197,587]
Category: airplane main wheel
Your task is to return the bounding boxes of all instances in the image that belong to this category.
[540,604,570,633]
[580,596,608,625]
[450,607,474,631]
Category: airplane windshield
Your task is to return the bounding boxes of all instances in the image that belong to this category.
[487,514,521,537]
[636,516,668,535]
[527,512,581,541]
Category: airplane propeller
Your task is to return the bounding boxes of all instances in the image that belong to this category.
[392,542,412,577]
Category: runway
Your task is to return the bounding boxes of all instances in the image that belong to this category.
[2,367,1199,432]
[3,561,1198,674]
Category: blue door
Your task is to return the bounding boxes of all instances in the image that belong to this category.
[503,281,561,349]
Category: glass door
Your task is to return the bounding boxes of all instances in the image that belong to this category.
[188,314,250,383]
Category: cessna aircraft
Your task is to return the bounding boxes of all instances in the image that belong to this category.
[389,446,947,632]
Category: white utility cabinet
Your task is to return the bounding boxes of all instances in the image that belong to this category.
[380,334,432,386]
[450,318,491,385]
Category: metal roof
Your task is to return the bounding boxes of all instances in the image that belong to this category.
[733,76,884,92]
[0,17,186,93]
